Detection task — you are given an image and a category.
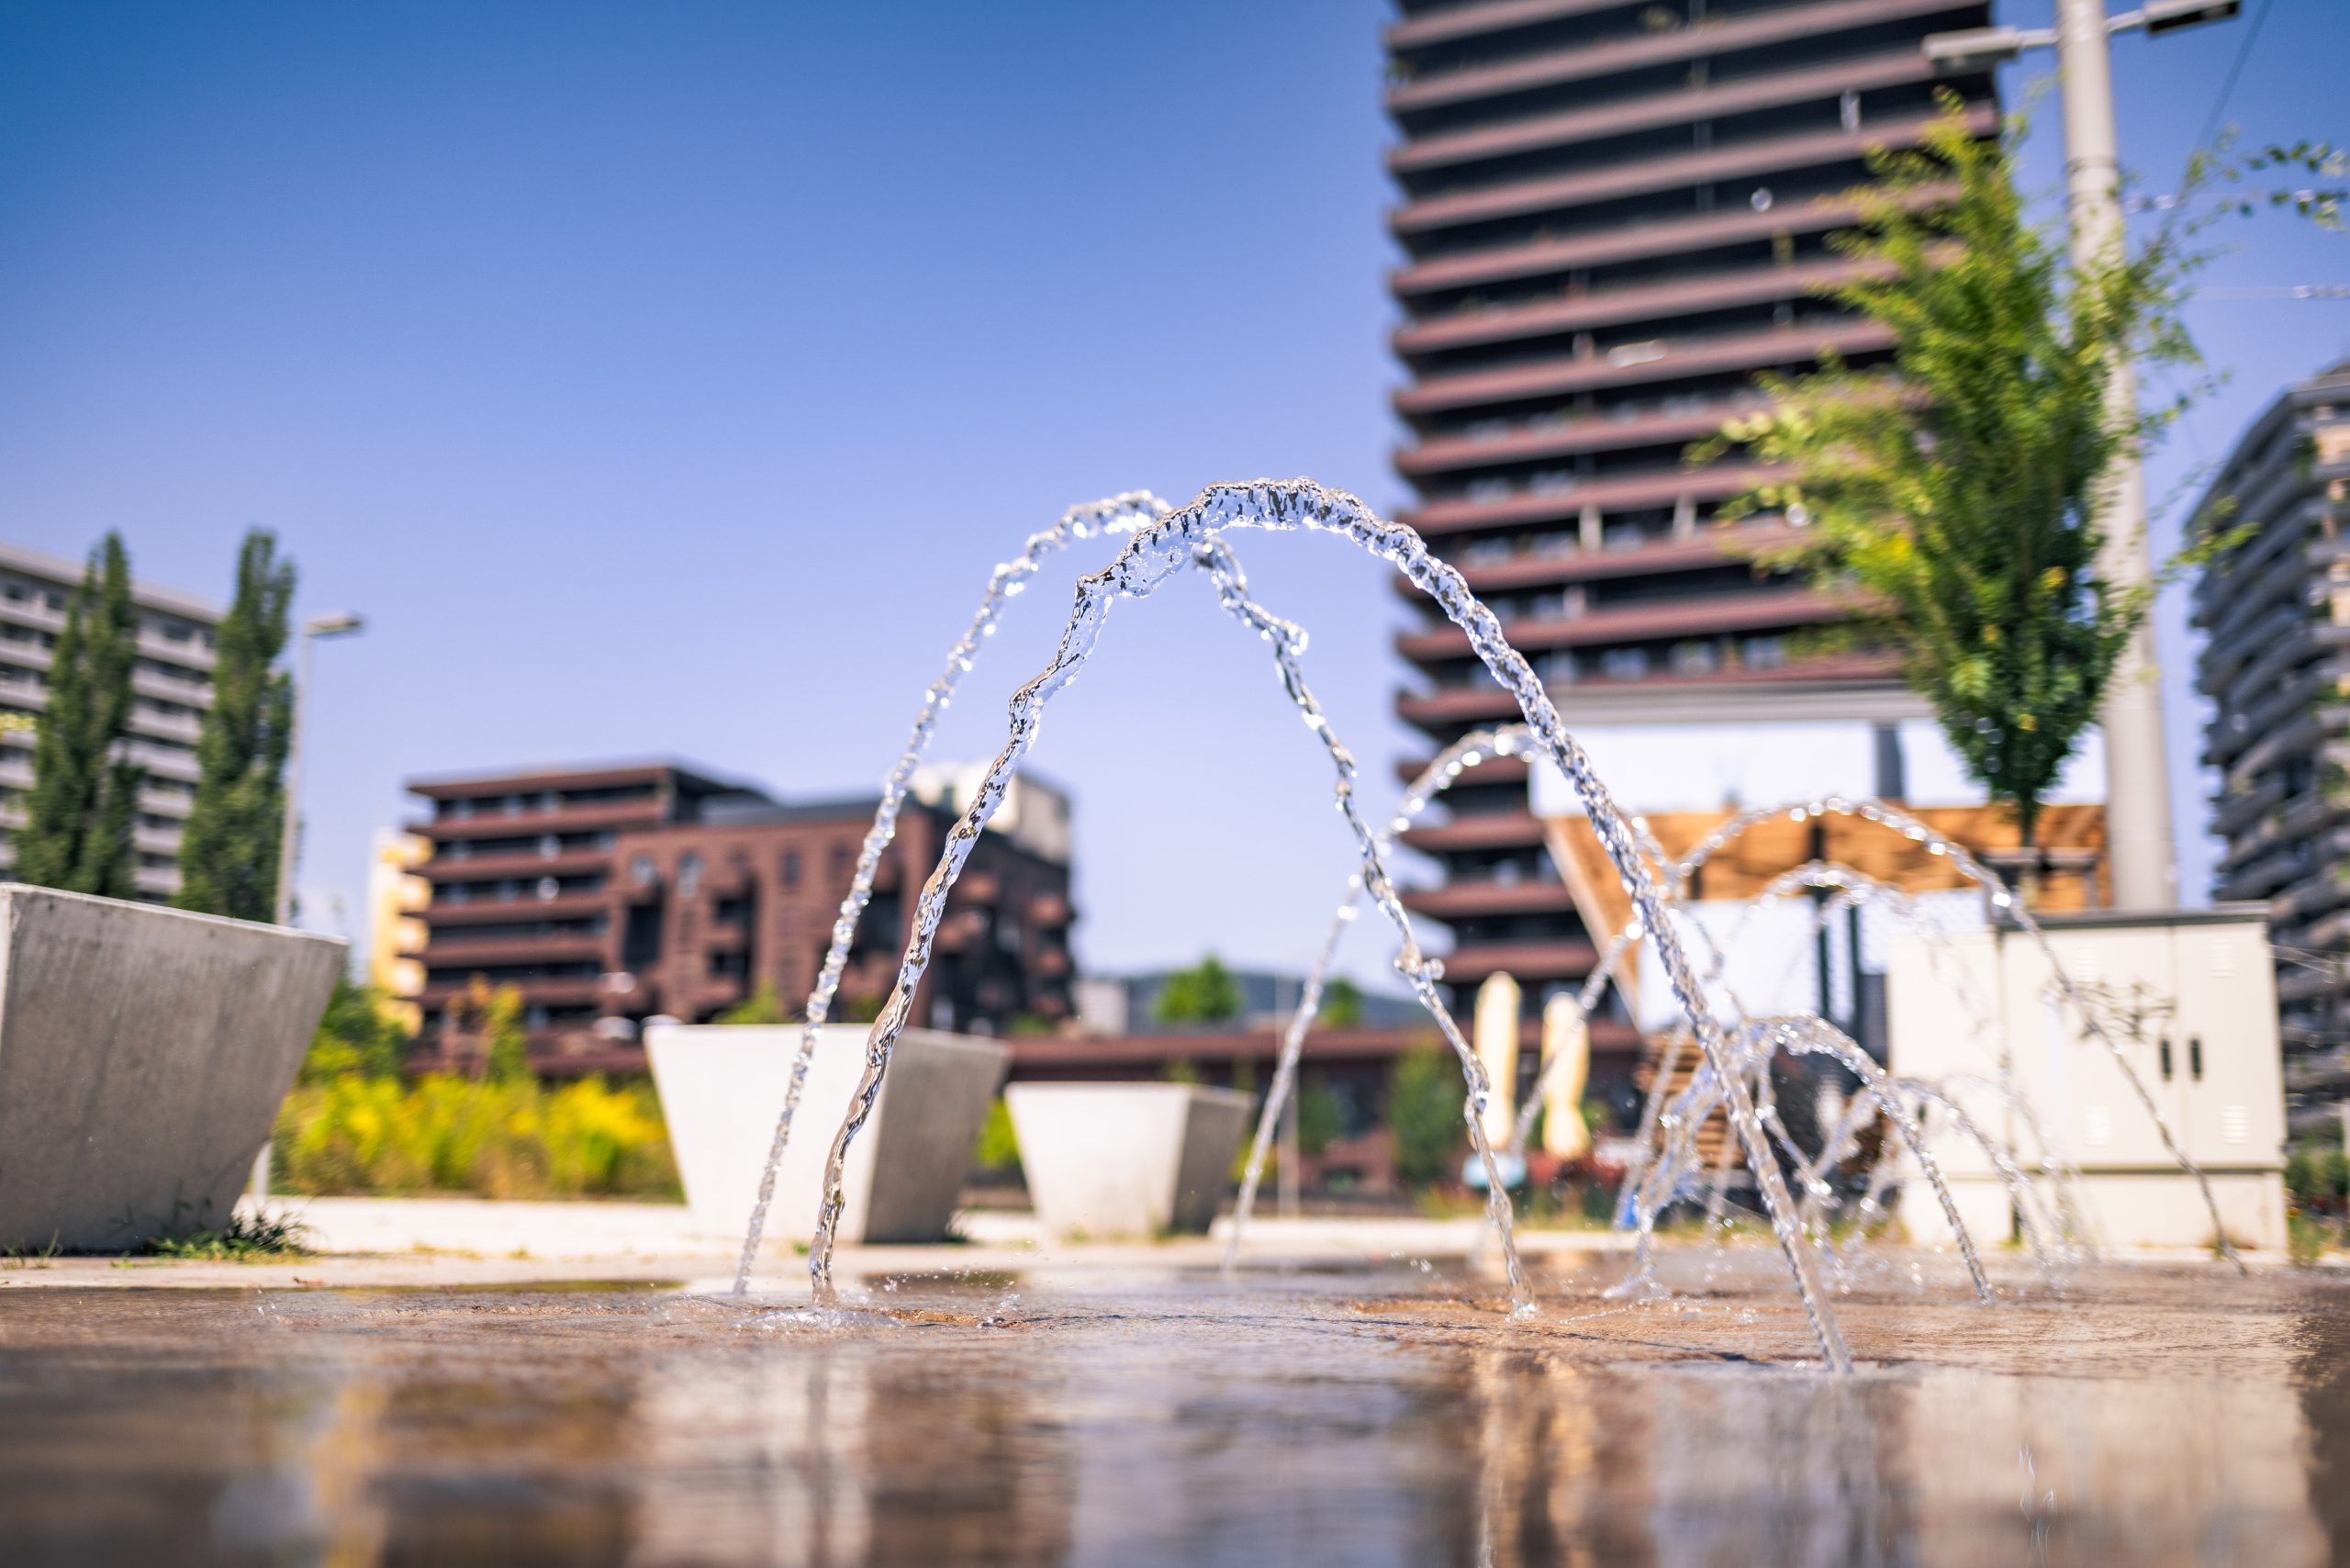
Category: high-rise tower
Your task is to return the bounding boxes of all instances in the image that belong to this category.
[1382,0,1999,1023]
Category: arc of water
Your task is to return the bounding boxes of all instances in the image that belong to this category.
[1750,1016,2000,1297]
[1620,1019,2003,1301]
[732,492,1173,1294]
[803,480,1850,1368]
[1225,724,1636,1273]
[1750,863,2091,1254]
[1575,793,2233,1273]
[732,489,1503,1296]
[1193,538,1526,1306]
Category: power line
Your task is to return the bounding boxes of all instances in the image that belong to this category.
[2199,285,2350,299]
[2189,0,2274,156]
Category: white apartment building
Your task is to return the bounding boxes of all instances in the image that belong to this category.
[0,541,220,901]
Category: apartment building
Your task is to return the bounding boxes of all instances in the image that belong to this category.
[1382,0,1998,1016]
[2194,361,2350,1132]
[0,541,220,902]
[400,760,1076,1073]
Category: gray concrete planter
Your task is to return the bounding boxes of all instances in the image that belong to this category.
[0,885,346,1252]
[1005,1082,1252,1239]
[645,1022,1007,1248]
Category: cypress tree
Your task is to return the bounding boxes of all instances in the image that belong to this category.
[175,529,294,922]
[17,533,142,899]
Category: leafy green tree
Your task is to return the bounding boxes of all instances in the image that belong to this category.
[1386,1043,1465,1188]
[297,977,408,1083]
[1708,101,2341,845]
[452,975,532,1082]
[1155,952,1242,1025]
[713,980,790,1025]
[176,530,294,921]
[17,533,142,898]
[1297,1080,1346,1159]
[1319,976,1364,1028]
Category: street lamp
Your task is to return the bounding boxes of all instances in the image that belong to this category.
[250,610,364,1211]
[1921,0,2240,911]
[275,612,364,926]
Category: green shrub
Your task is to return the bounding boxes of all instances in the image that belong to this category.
[297,979,407,1083]
[273,1074,680,1200]
[1387,1043,1466,1188]
[974,1096,1021,1177]
[2287,1145,2350,1215]
[714,981,791,1025]
[1297,1080,1345,1159]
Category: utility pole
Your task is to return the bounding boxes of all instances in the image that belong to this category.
[2055,0,2173,910]
[1926,0,2241,911]
[251,610,363,1211]
[274,612,364,924]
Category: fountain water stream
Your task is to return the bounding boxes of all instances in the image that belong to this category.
[735,491,1519,1298]
[1572,795,2239,1273]
[732,492,1173,1295]
[799,480,1852,1368]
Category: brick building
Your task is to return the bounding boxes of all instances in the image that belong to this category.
[401,760,1074,1073]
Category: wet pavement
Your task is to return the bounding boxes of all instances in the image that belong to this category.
[2,1249,2345,1566]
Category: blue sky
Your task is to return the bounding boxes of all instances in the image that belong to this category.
[0,2,2342,979]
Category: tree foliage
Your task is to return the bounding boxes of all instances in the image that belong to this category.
[1155,952,1243,1025]
[1318,975,1364,1029]
[449,976,532,1082]
[1296,1078,1346,1159]
[17,533,142,898]
[1708,100,2341,844]
[176,529,294,922]
[713,980,790,1025]
[1386,1043,1465,1188]
[298,977,408,1083]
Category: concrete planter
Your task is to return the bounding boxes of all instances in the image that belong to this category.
[645,1022,1006,1248]
[1005,1082,1252,1240]
[0,885,346,1252]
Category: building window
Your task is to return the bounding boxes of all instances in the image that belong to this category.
[535,877,560,902]
[677,852,704,897]
[632,854,657,887]
[1669,640,1720,677]
[539,834,561,859]
[1601,647,1650,680]
[1740,634,1786,671]
[781,848,801,888]
[830,844,853,880]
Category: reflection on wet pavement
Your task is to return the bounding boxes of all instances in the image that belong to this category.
[0,1252,2343,1566]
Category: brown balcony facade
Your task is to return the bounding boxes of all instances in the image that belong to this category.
[402,761,1076,1071]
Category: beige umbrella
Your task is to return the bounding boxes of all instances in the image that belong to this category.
[1539,991,1590,1159]
[1472,971,1521,1148]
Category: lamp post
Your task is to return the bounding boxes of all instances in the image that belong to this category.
[274,612,364,926]
[1923,0,2242,910]
[250,610,363,1211]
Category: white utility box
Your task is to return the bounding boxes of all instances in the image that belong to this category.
[1886,907,2287,1251]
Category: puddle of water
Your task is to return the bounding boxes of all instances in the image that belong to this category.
[0,1251,2344,1566]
